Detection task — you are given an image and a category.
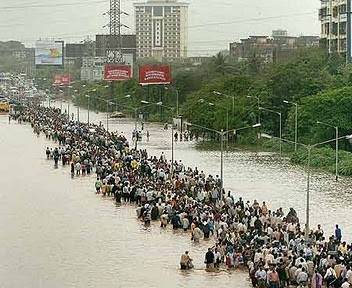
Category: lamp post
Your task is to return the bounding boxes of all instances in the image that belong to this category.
[115,100,160,149]
[157,102,176,174]
[141,101,176,172]
[59,89,63,111]
[316,121,339,181]
[66,86,73,121]
[259,107,282,158]
[106,101,115,132]
[85,89,96,126]
[283,100,298,152]
[164,86,179,117]
[261,133,350,241]
[213,91,235,115]
[71,94,80,123]
[200,99,230,144]
[247,95,261,124]
[188,123,261,198]
[85,94,90,125]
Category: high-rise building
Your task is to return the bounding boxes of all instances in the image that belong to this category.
[319,0,348,54]
[134,0,189,61]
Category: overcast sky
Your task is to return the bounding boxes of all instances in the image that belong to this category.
[0,0,320,56]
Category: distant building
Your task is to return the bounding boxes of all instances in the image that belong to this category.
[80,57,106,82]
[319,0,347,54]
[229,30,320,63]
[80,54,134,82]
[0,41,34,60]
[64,40,95,68]
[134,0,189,61]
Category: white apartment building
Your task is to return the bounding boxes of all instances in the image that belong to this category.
[319,0,348,54]
[134,0,189,61]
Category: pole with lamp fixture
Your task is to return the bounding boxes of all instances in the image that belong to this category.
[316,120,339,181]
[213,90,235,116]
[261,133,351,241]
[187,122,261,200]
[259,106,282,158]
[283,100,298,152]
[247,95,260,124]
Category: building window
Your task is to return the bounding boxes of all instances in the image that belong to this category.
[153,6,163,16]
[164,7,171,13]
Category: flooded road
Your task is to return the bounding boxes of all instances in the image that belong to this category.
[0,104,351,287]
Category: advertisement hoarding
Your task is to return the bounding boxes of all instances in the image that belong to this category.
[103,64,132,81]
[35,40,64,66]
[52,73,71,86]
[138,65,171,85]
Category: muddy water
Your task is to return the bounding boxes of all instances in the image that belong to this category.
[0,104,351,287]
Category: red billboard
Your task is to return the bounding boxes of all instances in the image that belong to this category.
[139,65,171,85]
[52,73,71,86]
[104,64,132,81]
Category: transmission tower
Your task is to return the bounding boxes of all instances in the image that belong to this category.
[108,0,123,63]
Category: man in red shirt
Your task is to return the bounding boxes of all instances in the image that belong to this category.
[267,266,280,288]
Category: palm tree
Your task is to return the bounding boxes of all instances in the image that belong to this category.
[212,52,227,75]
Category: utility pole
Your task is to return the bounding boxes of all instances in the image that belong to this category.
[347,0,351,63]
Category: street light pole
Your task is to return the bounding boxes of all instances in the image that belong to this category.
[279,112,282,157]
[86,95,90,125]
[260,107,282,158]
[88,96,90,125]
[336,126,339,181]
[305,146,311,241]
[171,121,174,175]
[188,123,261,200]
[106,101,109,131]
[134,109,138,150]
[283,100,298,152]
[247,95,260,124]
[295,104,298,152]
[165,86,179,117]
[213,91,235,115]
[260,133,350,241]
[140,100,176,174]
[176,89,179,117]
[220,129,224,192]
[317,121,339,181]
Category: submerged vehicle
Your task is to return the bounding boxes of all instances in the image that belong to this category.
[109,111,126,118]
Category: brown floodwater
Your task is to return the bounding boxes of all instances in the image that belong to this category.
[0,103,351,287]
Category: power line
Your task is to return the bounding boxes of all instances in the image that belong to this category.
[188,12,317,29]
[0,15,100,28]
[0,0,106,10]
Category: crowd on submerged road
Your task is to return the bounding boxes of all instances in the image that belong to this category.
[14,104,352,288]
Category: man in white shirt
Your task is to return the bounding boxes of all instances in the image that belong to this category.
[346,266,352,284]
[341,279,351,288]
[296,267,308,286]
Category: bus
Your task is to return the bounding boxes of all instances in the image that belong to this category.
[0,97,9,113]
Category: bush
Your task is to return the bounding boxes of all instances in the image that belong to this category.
[290,146,352,176]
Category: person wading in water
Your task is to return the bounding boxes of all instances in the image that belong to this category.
[180,251,193,270]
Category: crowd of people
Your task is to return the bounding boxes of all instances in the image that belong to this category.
[17,104,352,288]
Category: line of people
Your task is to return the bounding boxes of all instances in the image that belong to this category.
[20,104,352,288]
